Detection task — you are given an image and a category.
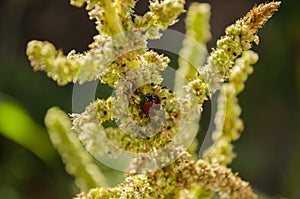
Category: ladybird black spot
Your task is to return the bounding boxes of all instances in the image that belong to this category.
[168,90,173,93]
[162,96,167,100]
[151,82,155,86]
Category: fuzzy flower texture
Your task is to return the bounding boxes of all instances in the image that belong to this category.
[26,0,280,199]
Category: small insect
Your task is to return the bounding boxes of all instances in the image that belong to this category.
[143,94,161,116]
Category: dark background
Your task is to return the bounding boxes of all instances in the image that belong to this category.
[0,0,299,198]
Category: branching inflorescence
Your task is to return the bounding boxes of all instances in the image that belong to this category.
[26,0,280,198]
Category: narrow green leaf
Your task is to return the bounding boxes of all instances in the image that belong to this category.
[0,101,55,163]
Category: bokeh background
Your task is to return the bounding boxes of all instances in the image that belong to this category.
[0,0,299,198]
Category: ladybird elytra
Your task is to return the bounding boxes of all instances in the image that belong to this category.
[143,94,161,116]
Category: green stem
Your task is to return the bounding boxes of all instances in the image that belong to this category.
[102,0,124,34]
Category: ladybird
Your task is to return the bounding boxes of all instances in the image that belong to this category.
[143,94,161,116]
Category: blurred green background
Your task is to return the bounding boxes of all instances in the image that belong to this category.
[0,0,299,198]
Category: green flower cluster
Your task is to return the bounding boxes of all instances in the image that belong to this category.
[26,0,183,86]
[177,3,211,83]
[45,107,106,190]
[26,0,281,198]
[75,153,256,199]
[204,50,259,165]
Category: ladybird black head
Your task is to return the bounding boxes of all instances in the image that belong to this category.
[145,94,158,102]
[143,94,161,116]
